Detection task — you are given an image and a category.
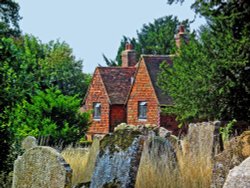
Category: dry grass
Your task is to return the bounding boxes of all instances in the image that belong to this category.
[136,138,213,188]
[62,146,89,186]
[81,138,100,182]
[61,138,100,186]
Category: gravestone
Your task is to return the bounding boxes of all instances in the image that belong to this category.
[223,157,250,188]
[12,138,72,188]
[183,121,222,157]
[211,131,250,188]
[21,136,37,151]
[90,127,145,188]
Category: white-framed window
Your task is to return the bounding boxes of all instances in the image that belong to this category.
[93,102,101,120]
[138,101,147,120]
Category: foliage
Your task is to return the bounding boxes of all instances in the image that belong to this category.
[159,1,250,123]
[104,16,189,66]
[103,36,138,66]
[220,119,237,142]
[0,0,21,37]
[0,34,90,174]
[8,88,90,145]
[39,39,89,98]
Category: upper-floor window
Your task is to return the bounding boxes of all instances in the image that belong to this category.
[93,102,101,120]
[138,101,147,120]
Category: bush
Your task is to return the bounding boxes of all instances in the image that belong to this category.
[8,88,90,146]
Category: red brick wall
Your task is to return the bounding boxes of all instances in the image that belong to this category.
[127,60,160,125]
[84,68,110,134]
[110,105,126,132]
[160,113,179,135]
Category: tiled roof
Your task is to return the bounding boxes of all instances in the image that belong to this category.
[142,55,174,105]
[98,67,136,104]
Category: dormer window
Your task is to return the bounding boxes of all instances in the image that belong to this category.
[138,101,147,120]
[93,102,101,120]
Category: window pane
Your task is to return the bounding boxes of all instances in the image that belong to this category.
[93,102,101,119]
[138,101,147,119]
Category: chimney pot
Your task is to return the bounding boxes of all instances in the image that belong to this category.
[122,43,137,67]
[125,43,133,50]
[175,24,188,48]
[179,24,185,33]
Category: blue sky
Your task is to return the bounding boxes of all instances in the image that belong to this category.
[18,0,205,73]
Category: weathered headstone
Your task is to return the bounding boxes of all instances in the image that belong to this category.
[211,131,250,188]
[90,127,145,188]
[158,127,171,138]
[223,157,250,188]
[21,136,37,151]
[183,121,222,157]
[187,122,214,156]
[12,145,72,188]
[136,136,177,188]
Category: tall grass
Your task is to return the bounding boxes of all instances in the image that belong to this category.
[136,137,213,188]
[62,147,89,186]
[61,138,100,186]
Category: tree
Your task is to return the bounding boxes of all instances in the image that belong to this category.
[103,36,138,66]
[8,88,90,145]
[158,1,250,123]
[0,0,21,37]
[38,39,89,98]
[104,16,189,66]
[0,35,91,174]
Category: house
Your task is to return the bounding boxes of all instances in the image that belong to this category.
[126,55,178,133]
[82,25,187,140]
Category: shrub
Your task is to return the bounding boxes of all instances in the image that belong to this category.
[8,88,90,146]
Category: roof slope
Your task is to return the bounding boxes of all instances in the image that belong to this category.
[98,67,136,104]
[143,55,173,105]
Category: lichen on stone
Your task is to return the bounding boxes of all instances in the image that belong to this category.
[99,129,142,156]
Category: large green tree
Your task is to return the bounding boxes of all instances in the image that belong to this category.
[158,0,250,123]
[39,40,89,98]
[104,16,189,66]
[0,35,91,174]
[0,0,21,37]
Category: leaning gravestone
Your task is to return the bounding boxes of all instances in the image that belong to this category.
[223,156,250,188]
[90,127,145,188]
[12,137,72,188]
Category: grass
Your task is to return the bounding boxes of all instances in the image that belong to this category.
[135,137,213,188]
[61,138,100,186]
[61,133,213,188]
[61,146,89,186]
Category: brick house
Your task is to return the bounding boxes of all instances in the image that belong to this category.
[82,25,187,139]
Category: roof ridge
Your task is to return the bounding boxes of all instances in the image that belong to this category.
[97,66,136,69]
[141,54,175,58]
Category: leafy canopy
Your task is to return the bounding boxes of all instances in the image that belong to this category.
[159,0,250,123]
[103,16,189,66]
[8,88,90,145]
[0,0,21,37]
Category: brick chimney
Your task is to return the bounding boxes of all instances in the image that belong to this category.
[175,24,188,48]
[122,43,137,67]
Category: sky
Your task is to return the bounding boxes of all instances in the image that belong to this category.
[18,0,205,73]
